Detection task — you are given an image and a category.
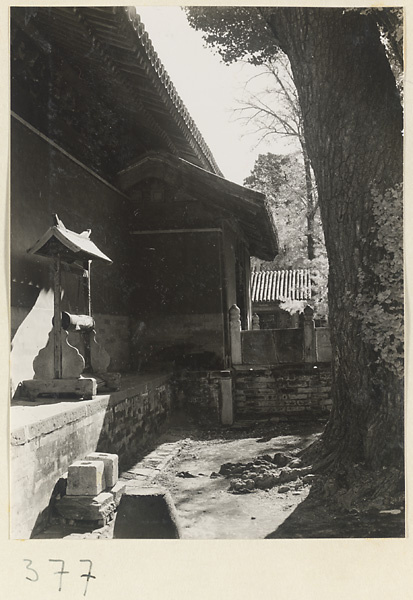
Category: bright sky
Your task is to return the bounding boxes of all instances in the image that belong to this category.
[136,6,297,184]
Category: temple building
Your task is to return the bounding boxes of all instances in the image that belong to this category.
[10,7,282,538]
[11,6,278,393]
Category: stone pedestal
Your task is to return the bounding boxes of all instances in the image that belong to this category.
[56,492,115,525]
[55,483,126,526]
[33,329,85,379]
[22,377,97,400]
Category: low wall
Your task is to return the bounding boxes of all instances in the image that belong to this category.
[233,363,332,420]
[10,372,173,539]
[242,329,304,364]
[173,370,232,424]
[240,327,332,366]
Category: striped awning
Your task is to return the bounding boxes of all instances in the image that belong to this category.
[251,269,311,303]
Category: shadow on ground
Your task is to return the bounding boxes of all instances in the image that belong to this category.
[265,493,405,539]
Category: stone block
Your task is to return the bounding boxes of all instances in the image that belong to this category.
[113,487,181,539]
[56,491,115,523]
[66,460,105,496]
[110,481,127,507]
[85,452,119,488]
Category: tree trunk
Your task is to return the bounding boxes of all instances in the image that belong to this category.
[300,135,316,260]
[264,9,404,488]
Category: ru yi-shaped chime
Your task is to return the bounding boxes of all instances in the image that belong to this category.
[22,215,113,400]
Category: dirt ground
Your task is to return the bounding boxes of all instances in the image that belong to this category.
[37,418,404,539]
[149,417,404,539]
[152,422,319,539]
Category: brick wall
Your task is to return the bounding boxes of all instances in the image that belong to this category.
[10,373,173,539]
[233,364,332,420]
[173,370,232,424]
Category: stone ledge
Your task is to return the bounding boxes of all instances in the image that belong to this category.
[11,372,173,446]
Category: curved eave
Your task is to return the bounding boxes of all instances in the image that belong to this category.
[119,152,279,261]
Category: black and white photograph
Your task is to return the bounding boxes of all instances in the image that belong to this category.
[7,1,408,585]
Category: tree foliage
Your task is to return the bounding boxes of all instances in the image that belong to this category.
[353,183,403,378]
[245,153,318,265]
[185,6,403,72]
[185,7,277,65]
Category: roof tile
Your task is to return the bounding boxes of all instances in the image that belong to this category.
[251,269,311,303]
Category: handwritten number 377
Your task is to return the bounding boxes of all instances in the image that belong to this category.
[24,559,95,596]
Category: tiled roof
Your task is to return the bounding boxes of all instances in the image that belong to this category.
[251,269,311,303]
[122,7,222,175]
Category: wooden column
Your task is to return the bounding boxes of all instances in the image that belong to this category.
[53,255,62,379]
[229,304,242,366]
[82,260,92,371]
[83,260,92,316]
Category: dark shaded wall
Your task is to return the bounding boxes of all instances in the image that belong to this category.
[129,230,226,369]
[222,224,252,330]
[242,329,304,365]
[11,118,134,391]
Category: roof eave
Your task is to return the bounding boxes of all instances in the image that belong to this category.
[118,152,279,260]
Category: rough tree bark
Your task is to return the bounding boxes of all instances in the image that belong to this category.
[300,136,316,261]
[262,8,404,501]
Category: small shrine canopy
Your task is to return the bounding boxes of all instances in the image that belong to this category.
[251,269,312,303]
[27,217,112,264]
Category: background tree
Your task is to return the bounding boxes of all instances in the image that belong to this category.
[236,53,318,260]
[186,6,404,510]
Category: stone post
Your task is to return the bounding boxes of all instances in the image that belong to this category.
[252,313,260,330]
[220,372,233,426]
[229,304,242,365]
[303,305,316,363]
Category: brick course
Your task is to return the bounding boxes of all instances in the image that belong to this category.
[233,364,332,420]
